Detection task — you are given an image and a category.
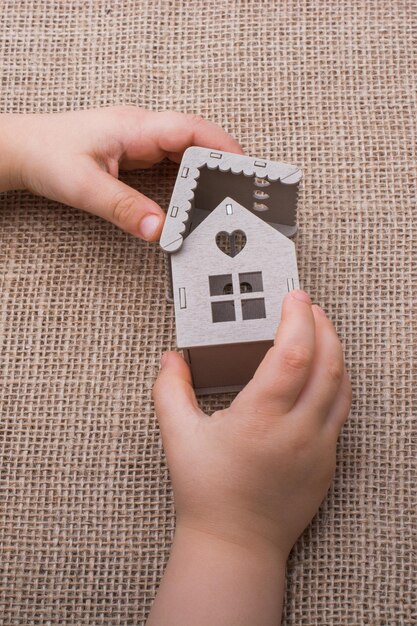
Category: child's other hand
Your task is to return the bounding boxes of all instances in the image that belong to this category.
[153,290,351,559]
[0,107,242,241]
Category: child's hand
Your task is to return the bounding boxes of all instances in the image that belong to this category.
[0,107,242,241]
[154,289,351,556]
[148,290,351,626]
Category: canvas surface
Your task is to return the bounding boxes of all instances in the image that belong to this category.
[0,1,416,624]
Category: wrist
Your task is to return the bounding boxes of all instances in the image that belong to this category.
[174,503,294,562]
[148,523,286,626]
[175,519,288,568]
[0,114,26,192]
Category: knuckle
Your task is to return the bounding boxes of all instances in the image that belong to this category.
[110,191,137,227]
[326,357,344,385]
[281,345,312,372]
[344,377,353,403]
[322,455,336,484]
[286,429,316,463]
[104,106,146,133]
[159,110,184,125]
[294,434,336,486]
[107,104,124,115]
[341,377,353,408]
[291,434,310,455]
[186,113,206,127]
[108,104,136,118]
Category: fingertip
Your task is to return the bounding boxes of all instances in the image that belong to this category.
[138,212,164,241]
[153,351,199,428]
[311,303,339,335]
[280,290,313,325]
[160,351,170,369]
[160,350,185,369]
[219,135,245,155]
[312,303,327,317]
[82,166,167,241]
[209,132,244,156]
[158,351,193,383]
[288,289,312,305]
[153,351,181,400]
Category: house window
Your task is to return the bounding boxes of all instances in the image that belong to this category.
[241,298,266,320]
[239,272,263,293]
[211,300,236,323]
[209,271,266,322]
[209,274,234,296]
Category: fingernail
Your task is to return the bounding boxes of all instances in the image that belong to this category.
[290,289,311,304]
[139,214,162,240]
[313,304,327,316]
[160,353,169,368]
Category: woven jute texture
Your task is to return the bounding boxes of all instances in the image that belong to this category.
[1,1,416,624]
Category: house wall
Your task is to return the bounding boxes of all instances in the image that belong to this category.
[185,340,273,394]
[192,165,298,235]
[171,199,299,348]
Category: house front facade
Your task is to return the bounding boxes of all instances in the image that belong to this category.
[169,198,299,392]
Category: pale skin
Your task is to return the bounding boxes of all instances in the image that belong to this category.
[0,107,352,625]
[149,291,351,625]
[0,106,243,240]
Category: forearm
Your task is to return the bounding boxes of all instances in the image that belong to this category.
[147,525,286,626]
[0,114,25,192]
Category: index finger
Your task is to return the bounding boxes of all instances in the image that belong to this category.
[121,109,244,166]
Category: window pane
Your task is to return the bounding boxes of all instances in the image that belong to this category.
[241,298,266,320]
[209,274,233,296]
[239,271,263,293]
[211,301,236,323]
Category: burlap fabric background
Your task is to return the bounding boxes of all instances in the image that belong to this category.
[1,1,416,624]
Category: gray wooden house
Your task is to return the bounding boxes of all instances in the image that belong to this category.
[160,147,302,394]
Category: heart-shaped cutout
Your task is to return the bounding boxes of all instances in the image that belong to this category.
[216,230,247,258]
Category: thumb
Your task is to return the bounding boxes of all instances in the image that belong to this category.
[67,161,165,241]
[153,352,202,438]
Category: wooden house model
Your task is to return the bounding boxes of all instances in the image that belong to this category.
[160,148,302,394]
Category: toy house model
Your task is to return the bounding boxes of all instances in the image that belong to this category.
[160,147,302,394]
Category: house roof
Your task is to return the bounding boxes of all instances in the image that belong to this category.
[160,147,302,253]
